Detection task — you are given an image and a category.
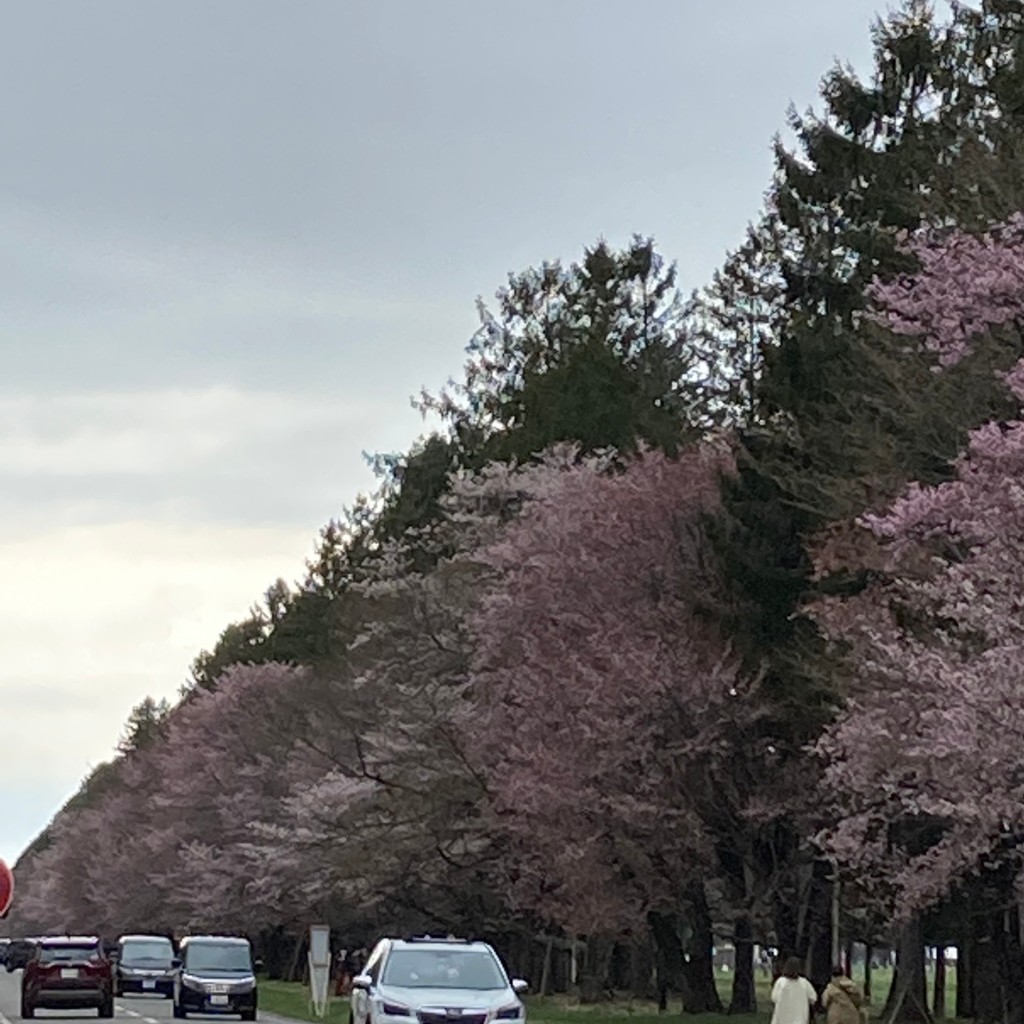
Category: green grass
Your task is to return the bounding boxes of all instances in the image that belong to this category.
[256,965,958,1024]
[259,979,349,1024]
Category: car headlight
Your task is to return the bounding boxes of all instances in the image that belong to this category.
[381,1002,411,1016]
[181,974,205,991]
[232,979,256,993]
[495,1005,523,1020]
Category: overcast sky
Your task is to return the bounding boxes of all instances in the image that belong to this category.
[1,0,903,864]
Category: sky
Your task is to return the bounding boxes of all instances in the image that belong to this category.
[0,0,900,864]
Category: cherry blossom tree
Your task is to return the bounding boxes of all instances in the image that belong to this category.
[869,214,1024,367]
[461,441,768,1006]
[239,456,569,936]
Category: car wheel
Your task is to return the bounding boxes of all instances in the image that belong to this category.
[241,1010,256,1021]
[21,998,34,1019]
[173,1000,186,1018]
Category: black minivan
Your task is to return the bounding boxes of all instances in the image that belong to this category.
[172,935,258,1020]
[115,935,176,998]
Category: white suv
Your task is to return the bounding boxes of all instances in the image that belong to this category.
[351,937,527,1024]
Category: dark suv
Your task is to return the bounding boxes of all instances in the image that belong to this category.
[115,934,176,997]
[173,935,258,1020]
[21,935,114,1018]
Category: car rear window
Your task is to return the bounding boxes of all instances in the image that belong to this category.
[39,944,101,963]
[121,939,173,962]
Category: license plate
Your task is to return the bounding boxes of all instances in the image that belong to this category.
[143,980,156,990]
[61,968,79,979]
[210,995,229,1006]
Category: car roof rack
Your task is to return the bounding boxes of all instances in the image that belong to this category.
[403,935,473,944]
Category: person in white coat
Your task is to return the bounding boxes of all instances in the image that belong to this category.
[771,957,818,1024]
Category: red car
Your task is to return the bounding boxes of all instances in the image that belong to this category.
[21,935,114,1018]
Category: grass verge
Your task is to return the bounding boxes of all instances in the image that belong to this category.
[255,966,954,1024]
[258,979,349,1024]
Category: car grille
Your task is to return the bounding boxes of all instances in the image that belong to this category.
[417,1012,487,1024]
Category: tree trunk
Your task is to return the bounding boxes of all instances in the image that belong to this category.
[885,917,930,1024]
[775,897,799,973]
[539,936,554,997]
[630,935,656,1000]
[864,945,873,1004]
[970,904,1024,1024]
[681,884,724,1014]
[649,911,686,1013]
[954,942,972,1020]
[578,935,614,1003]
[807,861,835,998]
[972,921,1003,1024]
[286,937,305,983]
[728,915,757,1014]
[882,961,899,1021]
[931,946,945,1019]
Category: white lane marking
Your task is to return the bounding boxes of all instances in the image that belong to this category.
[118,1007,141,1017]
[143,1017,159,1023]
[0,1011,11,1024]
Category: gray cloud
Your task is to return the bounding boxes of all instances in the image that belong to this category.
[2,0,893,401]
[0,387,430,529]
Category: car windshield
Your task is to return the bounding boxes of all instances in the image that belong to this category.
[121,940,173,964]
[39,944,100,963]
[184,944,253,973]
[382,949,506,990]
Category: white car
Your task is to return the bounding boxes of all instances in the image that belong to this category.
[351,937,527,1024]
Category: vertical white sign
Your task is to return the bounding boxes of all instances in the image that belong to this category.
[308,925,331,1018]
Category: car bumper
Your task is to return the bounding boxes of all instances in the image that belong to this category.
[120,976,175,995]
[31,987,110,1008]
[178,988,257,1014]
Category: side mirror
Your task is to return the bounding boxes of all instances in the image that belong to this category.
[512,979,528,994]
[254,959,264,972]
[171,958,182,969]
[351,973,373,991]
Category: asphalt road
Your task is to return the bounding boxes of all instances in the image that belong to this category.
[0,971,291,1024]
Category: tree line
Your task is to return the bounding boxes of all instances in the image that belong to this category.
[11,3,1024,1021]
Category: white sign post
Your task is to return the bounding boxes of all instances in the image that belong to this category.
[308,925,331,1018]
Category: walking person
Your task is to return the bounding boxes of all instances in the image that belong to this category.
[771,957,818,1024]
[822,966,865,1024]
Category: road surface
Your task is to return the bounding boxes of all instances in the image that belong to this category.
[0,971,292,1024]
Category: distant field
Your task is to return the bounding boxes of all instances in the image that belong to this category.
[257,964,958,1024]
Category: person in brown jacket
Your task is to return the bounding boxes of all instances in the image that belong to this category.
[822,966,865,1024]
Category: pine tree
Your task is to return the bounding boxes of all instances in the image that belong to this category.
[691,216,785,429]
[423,235,703,468]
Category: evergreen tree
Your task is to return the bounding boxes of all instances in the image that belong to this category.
[691,215,785,429]
[423,235,703,467]
[117,696,170,753]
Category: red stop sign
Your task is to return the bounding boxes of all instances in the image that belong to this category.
[0,859,13,917]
